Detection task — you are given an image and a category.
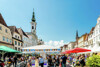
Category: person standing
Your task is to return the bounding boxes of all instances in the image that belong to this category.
[48,56,52,67]
[79,55,85,67]
[53,55,57,67]
[57,55,60,66]
[35,57,39,67]
[8,56,12,67]
[39,56,44,67]
[61,54,67,67]
[12,56,14,66]
[14,56,17,67]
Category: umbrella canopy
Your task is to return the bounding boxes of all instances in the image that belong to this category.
[72,48,91,53]
[22,45,60,50]
[62,50,72,54]
[0,46,20,53]
[64,48,91,54]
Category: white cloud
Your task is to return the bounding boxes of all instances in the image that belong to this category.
[45,40,66,47]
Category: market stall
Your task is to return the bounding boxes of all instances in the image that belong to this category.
[0,46,20,61]
[22,45,61,58]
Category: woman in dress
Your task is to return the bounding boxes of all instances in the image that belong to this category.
[35,57,39,67]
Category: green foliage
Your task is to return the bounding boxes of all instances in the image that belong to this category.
[86,55,100,67]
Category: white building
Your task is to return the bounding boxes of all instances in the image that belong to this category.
[38,39,44,45]
[68,42,76,50]
[88,27,94,48]
[92,16,100,48]
[61,44,68,52]
[17,28,33,47]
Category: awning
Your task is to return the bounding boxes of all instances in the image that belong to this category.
[0,46,20,53]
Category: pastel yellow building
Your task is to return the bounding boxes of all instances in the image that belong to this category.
[0,14,13,48]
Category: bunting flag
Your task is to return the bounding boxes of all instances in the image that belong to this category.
[27,49,29,51]
[44,49,45,51]
[57,49,61,51]
[31,49,34,51]
[22,49,24,51]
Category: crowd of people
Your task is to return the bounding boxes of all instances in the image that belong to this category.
[0,53,97,67]
[23,54,88,67]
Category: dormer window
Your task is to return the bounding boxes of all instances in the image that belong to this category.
[15,35,17,38]
[18,36,19,39]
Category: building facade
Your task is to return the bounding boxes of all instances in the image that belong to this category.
[17,28,33,47]
[37,39,44,45]
[9,26,23,51]
[61,44,68,52]
[88,27,94,48]
[68,42,76,50]
[78,33,88,48]
[92,16,100,48]
[0,14,13,48]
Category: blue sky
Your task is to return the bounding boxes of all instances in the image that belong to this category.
[0,0,100,45]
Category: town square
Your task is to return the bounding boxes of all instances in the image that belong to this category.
[0,0,100,67]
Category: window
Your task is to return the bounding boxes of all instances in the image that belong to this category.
[0,26,2,30]
[32,26,34,29]
[18,48,20,51]
[15,47,17,50]
[18,36,19,39]
[21,43,22,46]
[3,36,5,41]
[99,43,100,46]
[10,40,12,43]
[15,35,17,38]
[15,41,17,45]
[5,29,8,33]
[18,42,20,46]
[7,38,8,42]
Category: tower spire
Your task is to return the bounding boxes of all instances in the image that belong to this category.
[32,9,36,22]
[76,30,79,47]
[76,30,78,39]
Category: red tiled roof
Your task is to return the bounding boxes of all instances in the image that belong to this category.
[0,13,8,27]
[89,27,95,35]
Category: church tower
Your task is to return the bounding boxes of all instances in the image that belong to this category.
[31,9,37,34]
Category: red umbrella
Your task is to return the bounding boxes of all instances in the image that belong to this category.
[65,48,91,54]
[72,48,91,53]
[64,50,73,54]
[61,50,71,54]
